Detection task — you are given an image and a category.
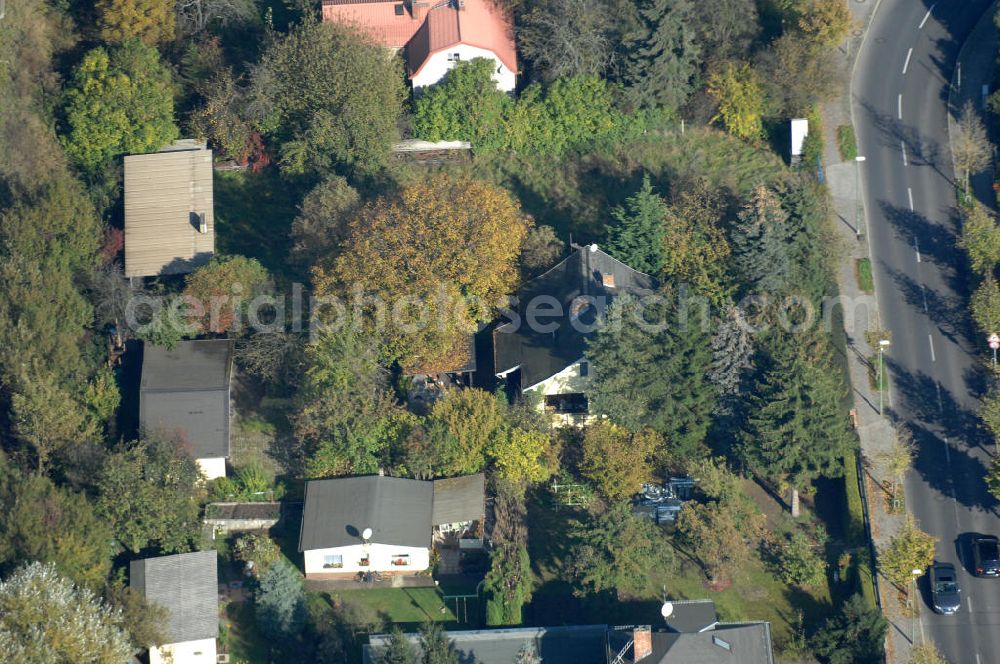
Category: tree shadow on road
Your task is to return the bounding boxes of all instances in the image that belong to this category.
[881,265,966,345]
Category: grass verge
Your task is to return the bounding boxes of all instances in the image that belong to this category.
[837,125,858,161]
[856,258,874,293]
[326,587,456,625]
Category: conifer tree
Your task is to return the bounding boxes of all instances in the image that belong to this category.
[730,185,792,297]
[742,334,852,516]
[606,175,668,274]
[623,0,701,111]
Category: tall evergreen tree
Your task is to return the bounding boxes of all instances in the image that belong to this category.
[623,0,701,111]
[587,293,717,460]
[742,334,852,516]
[256,560,307,644]
[730,185,792,297]
[708,305,755,416]
[605,175,668,274]
[810,593,887,664]
[420,622,458,664]
[375,628,419,664]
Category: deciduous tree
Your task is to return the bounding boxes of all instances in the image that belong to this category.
[954,101,991,196]
[290,175,360,270]
[96,437,204,554]
[0,457,113,588]
[580,421,659,502]
[0,562,132,663]
[796,0,853,47]
[96,0,176,44]
[907,643,949,664]
[424,388,507,476]
[490,429,553,484]
[971,276,1000,335]
[250,18,405,176]
[412,58,512,145]
[662,179,732,303]
[182,255,271,334]
[518,0,614,81]
[676,499,760,587]
[570,504,672,596]
[520,225,565,279]
[707,62,764,142]
[879,517,935,589]
[314,174,529,372]
[960,204,1000,276]
[61,42,178,171]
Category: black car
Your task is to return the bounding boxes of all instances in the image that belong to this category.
[972,535,1000,577]
[930,563,961,614]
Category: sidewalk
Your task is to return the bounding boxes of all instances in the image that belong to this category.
[820,1,913,661]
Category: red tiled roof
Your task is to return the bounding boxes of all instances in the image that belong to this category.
[323,0,516,79]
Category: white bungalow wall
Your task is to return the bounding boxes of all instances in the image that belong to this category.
[303,543,430,576]
[412,46,515,92]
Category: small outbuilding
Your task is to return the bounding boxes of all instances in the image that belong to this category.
[140,339,233,480]
[124,140,214,278]
[130,550,219,664]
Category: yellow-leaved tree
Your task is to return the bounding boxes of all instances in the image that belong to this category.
[96,0,175,45]
[707,62,765,142]
[313,173,530,372]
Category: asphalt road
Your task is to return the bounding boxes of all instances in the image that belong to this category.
[853,0,1000,661]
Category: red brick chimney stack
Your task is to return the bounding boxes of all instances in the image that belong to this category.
[633,626,652,661]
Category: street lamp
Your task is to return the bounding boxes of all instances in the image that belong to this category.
[855,155,866,240]
[911,568,923,645]
[878,338,891,416]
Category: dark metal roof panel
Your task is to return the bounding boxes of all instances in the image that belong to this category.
[432,473,485,525]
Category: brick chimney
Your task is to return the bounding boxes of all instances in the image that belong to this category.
[633,626,652,661]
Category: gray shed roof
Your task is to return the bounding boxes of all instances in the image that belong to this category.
[662,599,718,633]
[124,142,214,278]
[432,473,485,525]
[299,476,434,551]
[140,339,233,460]
[364,625,609,664]
[130,551,218,644]
[493,244,657,390]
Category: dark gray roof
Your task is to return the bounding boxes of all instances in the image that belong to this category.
[608,624,774,664]
[364,625,609,664]
[140,339,233,460]
[432,473,485,525]
[493,245,657,390]
[663,599,718,633]
[130,551,218,644]
[299,476,434,550]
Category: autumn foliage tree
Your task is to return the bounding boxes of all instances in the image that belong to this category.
[313,174,530,372]
[580,421,659,502]
[96,0,176,45]
[707,62,764,141]
[879,517,936,589]
[182,255,271,334]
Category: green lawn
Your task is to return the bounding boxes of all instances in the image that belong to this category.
[837,125,858,161]
[222,600,272,663]
[856,257,874,293]
[327,587,457,626]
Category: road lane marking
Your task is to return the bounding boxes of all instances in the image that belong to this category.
[921,284,928,312]
[898,94,903,119]
[901,141,908,166]
[914,237,921,263]
[977,654,982,664]
[919,5,934,29]
[936,381,944,413]
[903,48,913,74]
[944,439,951,463]
[928,334,936,361]
[908,187,914,210]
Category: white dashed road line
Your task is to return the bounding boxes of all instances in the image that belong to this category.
[898,94,903,119]
[903,48,913,74]
[919,5,935,29]
[908,187,914,210]
[902,141,908,166]
[929,334,936,362]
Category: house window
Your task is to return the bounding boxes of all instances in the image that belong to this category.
[359,557,370,567]
[394,3,404,15]
[447,53,461,62]
[579,361,589,377]
[323,554,343,569]
[544,393,588,414]
[391,554,411,566]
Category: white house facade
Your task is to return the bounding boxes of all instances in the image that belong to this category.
[523,359,594,426]
[150,638,217,664]
[303,542,431,577]
[412,44,516,92]
[196,456,227,481]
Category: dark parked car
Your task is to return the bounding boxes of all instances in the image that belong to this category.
[972,535,1000,577]
[930,563,961,614]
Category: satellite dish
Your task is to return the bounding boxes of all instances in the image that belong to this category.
[362,527,373,541]
[660,602,673,618]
